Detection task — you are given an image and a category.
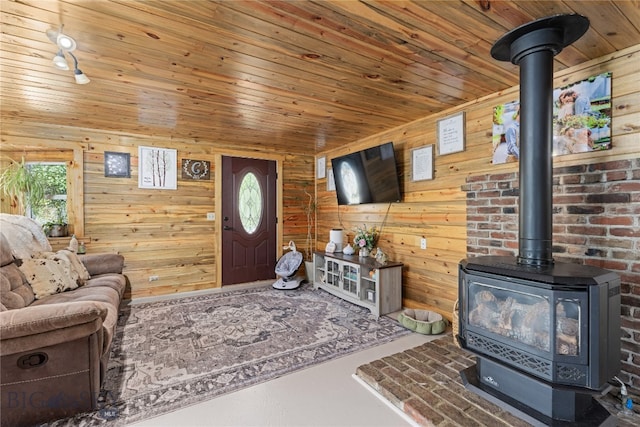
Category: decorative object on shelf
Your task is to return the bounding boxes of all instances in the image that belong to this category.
[43,204,68,237]
[138,146,177,190]
[68,234,79,253]
[45,25,90,84]
[324,241,336,253]
[104,152,131,177]
[358,247,369,257]
[397,309,448,335]
[353,224,378,255]
[437,111,466,155]
[77,241,86,255]
[375,247,388,265]
[181,159,210,180]
[329,228,344,252]
[342,243,355,255]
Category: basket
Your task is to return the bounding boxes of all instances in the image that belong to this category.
[452,300,460,347]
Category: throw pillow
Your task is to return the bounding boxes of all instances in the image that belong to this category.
[18,257,79,299]
[55,249,91,284]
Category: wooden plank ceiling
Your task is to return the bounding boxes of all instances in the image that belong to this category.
[2,0,639,154]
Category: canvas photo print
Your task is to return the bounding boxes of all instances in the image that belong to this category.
[492,72,612,164]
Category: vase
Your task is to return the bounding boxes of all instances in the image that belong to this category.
[359,247,370,257]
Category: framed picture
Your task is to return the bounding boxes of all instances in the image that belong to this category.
[104,152,130,178]
[491,72,612,165]
[411,145,434,181]
[317,156,326,179]
[327,167,335,191]
[181,159,211,180]
[138,146,177,190]
[437,112,465,155]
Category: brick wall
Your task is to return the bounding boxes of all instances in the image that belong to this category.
[461,158,640,390]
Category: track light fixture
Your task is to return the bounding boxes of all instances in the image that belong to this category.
[69,52,90,84]
[46,25,89,84]
[52,50,69,70]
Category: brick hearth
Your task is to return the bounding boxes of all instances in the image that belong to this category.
[355,336,640,427]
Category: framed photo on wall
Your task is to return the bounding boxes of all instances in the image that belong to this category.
[138,146,177,190]
[327,167,335,191]
[104,151,130,178]
[411,144,434,181]
[437,112,465,155]
[317,156,326,179]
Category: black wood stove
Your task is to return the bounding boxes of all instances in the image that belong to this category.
[457,15,621,426]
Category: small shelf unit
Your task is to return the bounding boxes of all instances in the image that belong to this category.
[312,251,403,318]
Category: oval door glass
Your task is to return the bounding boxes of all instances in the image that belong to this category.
[238,172,262,234]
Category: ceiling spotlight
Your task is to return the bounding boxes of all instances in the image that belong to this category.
[52,50,69,70]
[69,52,90,84]
[56,32,77,51]
[46,25,77,51]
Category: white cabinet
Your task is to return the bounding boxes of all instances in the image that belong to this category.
[312,252,402,318]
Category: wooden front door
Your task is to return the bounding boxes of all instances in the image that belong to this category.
[221,156,277,285]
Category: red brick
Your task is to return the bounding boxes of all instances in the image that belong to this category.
[584,259,628,271]
[605,170,629,181]
[404,397,444,426]
[590,216,634,225]
[554,194,586,204]
[566,225,607,236]
[611,227,640,238]
[588,159,633,171]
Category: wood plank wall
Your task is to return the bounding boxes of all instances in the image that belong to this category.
[316,45,640,320]
[1,45,637,305]
[1,127,314,299]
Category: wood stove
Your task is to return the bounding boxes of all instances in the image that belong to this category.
[457,15,621,425]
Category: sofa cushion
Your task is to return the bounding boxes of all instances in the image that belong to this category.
[18,257,79,299]
[0,262,35,309]
[36,250,91,286]
[31,283,123,354]
[0,234,13,268]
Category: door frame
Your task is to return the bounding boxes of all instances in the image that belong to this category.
[214,152,284,287]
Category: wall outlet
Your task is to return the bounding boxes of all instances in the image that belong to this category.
[420,238,427,250]
[206,212,215,221]
[148,275,159,282]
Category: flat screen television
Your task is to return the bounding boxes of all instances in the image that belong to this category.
[331,142,402,205]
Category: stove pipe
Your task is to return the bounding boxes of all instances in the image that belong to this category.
[490,15,590,267]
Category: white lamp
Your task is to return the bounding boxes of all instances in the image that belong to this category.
[69,52,90,84]
[52,50,69,70]
[56,32,77,51]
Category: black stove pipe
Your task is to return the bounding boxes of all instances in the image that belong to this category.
[491,15,590,267]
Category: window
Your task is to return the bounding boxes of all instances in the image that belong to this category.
[238,172,262,234]
[27,162,68,226]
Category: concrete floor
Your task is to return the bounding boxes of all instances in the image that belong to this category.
[131,332,438,427]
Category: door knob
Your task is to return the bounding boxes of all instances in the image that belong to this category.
[223,225,233,231]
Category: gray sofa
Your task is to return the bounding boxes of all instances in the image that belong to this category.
[0,214,126,426]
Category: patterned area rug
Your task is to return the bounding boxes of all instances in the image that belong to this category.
[50,283,409,426]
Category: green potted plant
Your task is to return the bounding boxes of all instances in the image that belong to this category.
[43,204,68,237]
[0,157,45,215]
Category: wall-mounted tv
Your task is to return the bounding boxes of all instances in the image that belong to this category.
[331,142,402,206]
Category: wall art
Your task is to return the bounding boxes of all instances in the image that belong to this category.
[138,146,177,190]
[181,159,210,180]
[104,151,130,178]
[437,112,465,155]
[492,72,612,165]
[327,167,335,191]
[411,144,434,181]
[317,156,326,179]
